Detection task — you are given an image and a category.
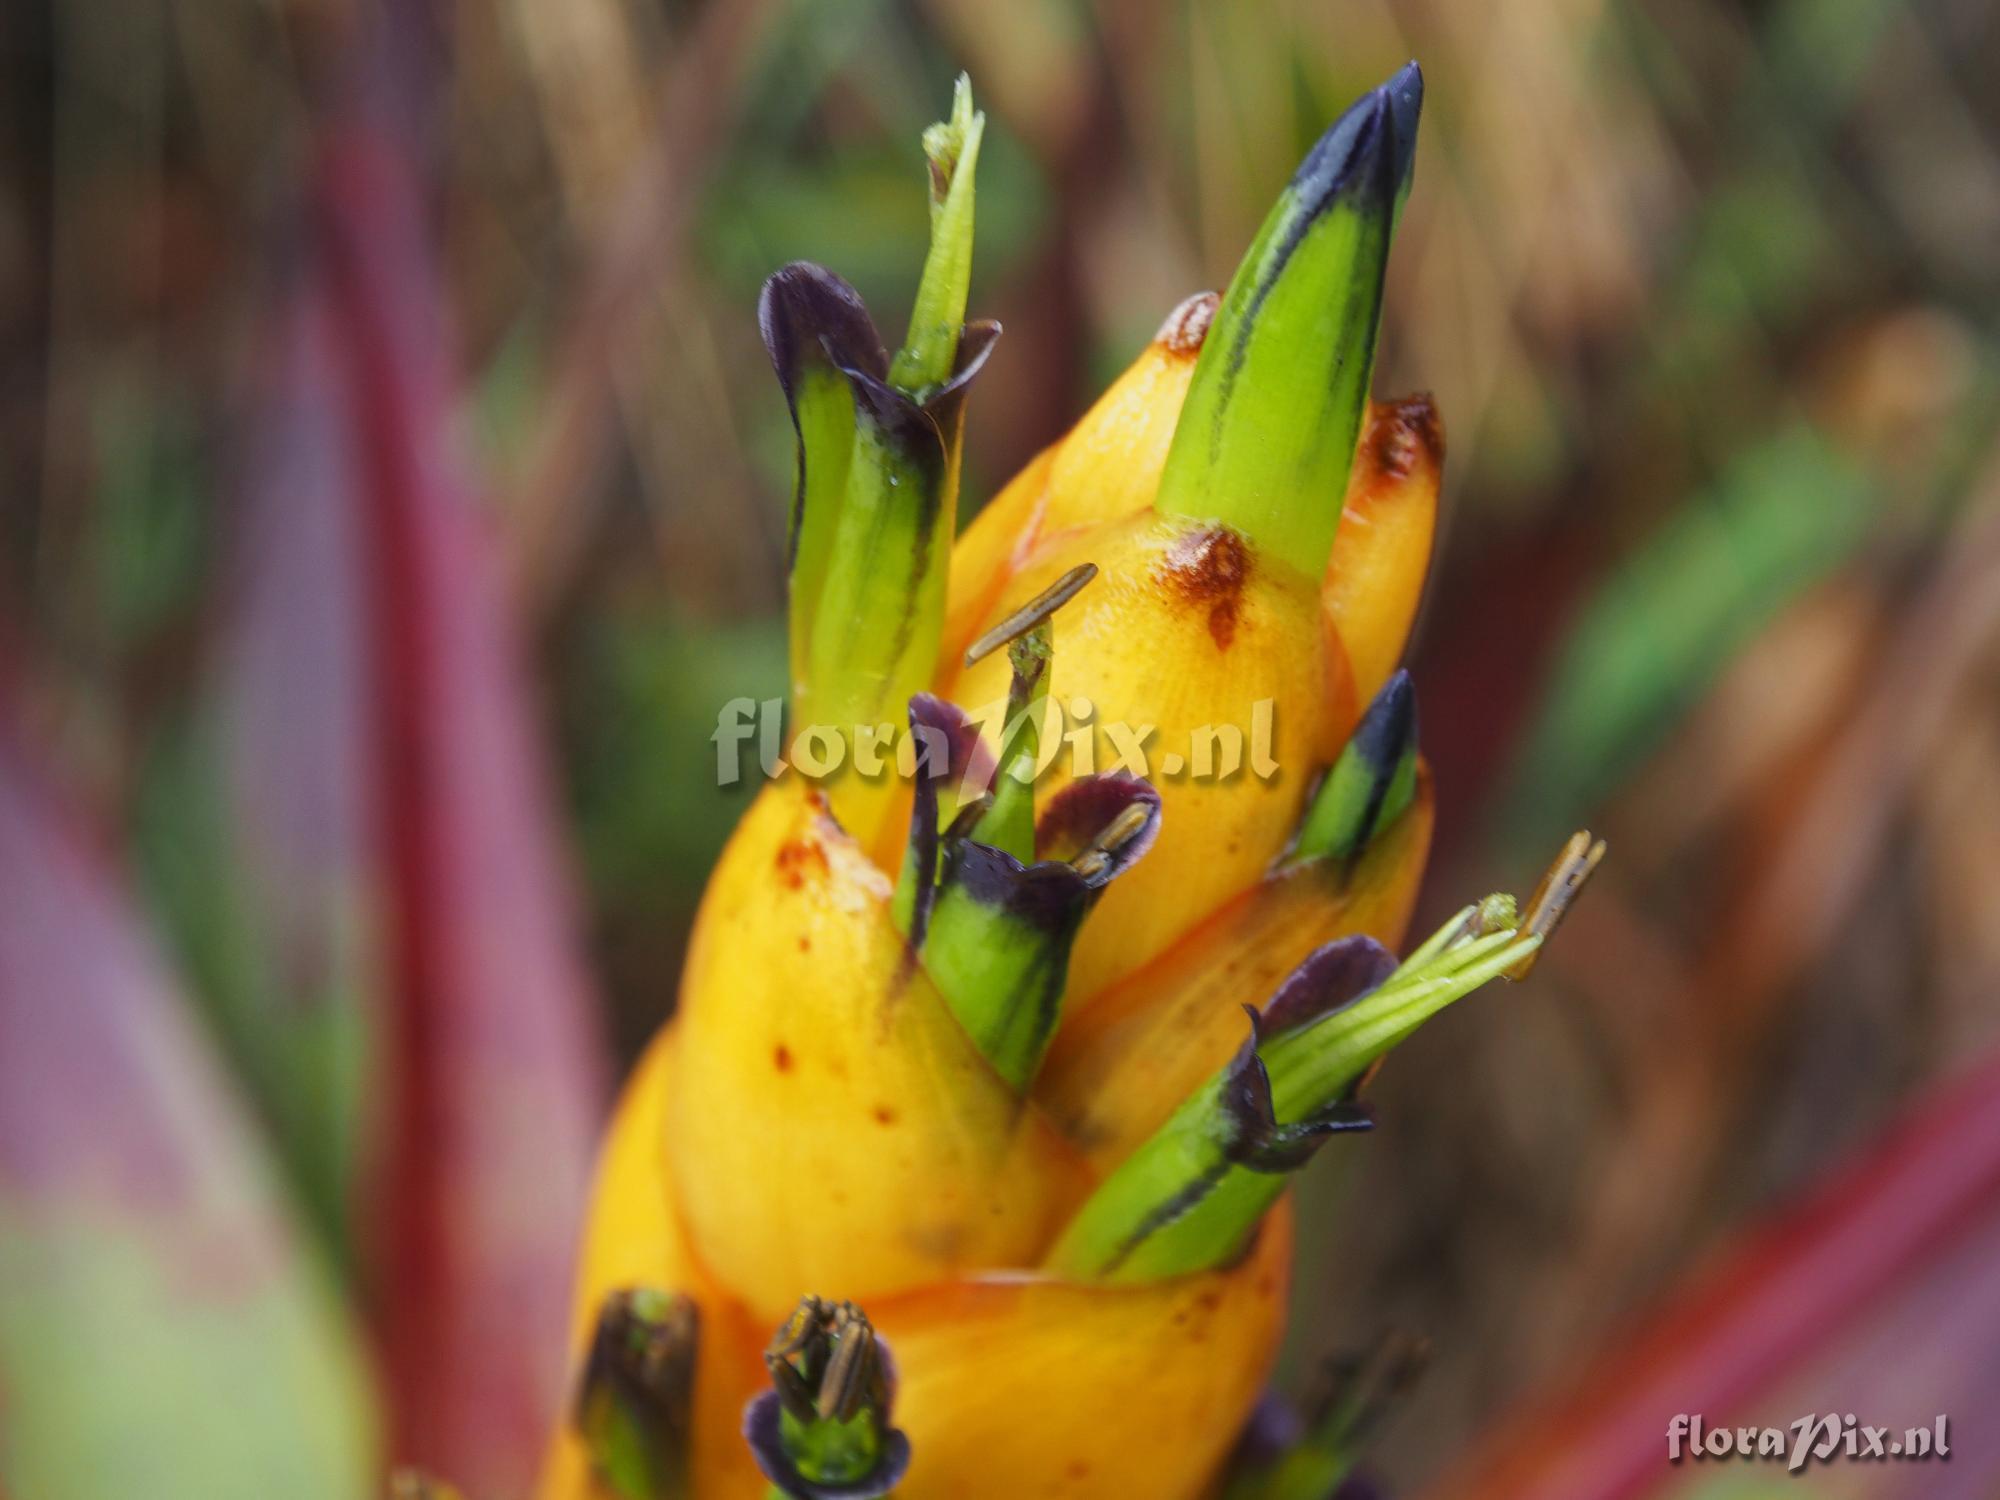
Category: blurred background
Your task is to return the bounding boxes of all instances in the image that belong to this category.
[2,0,1998,1496]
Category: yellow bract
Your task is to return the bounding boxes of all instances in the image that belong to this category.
[942,294,1211,666]
[541,1030,1293,1500]
[876,1197,1293,1500]
[542,306,1449,1500]
[946,510,1353,1009]
[667,782,1088,1322]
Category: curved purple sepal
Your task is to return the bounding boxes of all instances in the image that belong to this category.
[1259,935,1396,1037]
[759,262,889,397]
[1034,773,1163,890]
[1223,1006,1375,1173]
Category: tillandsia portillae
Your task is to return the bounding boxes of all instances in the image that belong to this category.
[537,67,1605,1499]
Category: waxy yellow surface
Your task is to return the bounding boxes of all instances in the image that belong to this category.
[541,1026,1291,1500]
[942,293,1215,667]
[945,510,1355,1010]
[667,781,1088,1322]
[877,1197,1293,1499]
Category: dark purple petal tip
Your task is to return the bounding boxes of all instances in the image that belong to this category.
[907,692,995,795]
[1259,936,1397,1037]
[945,839,1090,933]
[758,262,888,399]
[1035,773,1162,887]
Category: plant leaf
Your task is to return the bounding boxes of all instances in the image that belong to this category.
[1428,1049,2000,1499]
[0,718,379,1500]
[301,122,610,1498]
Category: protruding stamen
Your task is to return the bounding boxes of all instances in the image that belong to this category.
[964,625,1052,862]
[1505,830,1605,979]
[1070,801,1153,881]
[746,1298,909,1499]
[1046,832,1600,1284]
[963,563,1098,667]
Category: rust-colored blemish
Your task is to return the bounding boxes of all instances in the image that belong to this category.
[773,1044,794,1073]
[1363,392,1444,484]
[775,835,829,890]
[1065,1460,1092,1480]
[1155,291,1219,358]
[871,1103,899,1126]
[797,935,811,952]
[1160,525,1251,650]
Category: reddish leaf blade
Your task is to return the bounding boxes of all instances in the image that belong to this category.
[1426,1051,2000,1499]
[306,122,608,1500]
[0,720,378,1499]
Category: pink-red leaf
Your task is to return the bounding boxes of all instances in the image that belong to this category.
[1427,1051,2000,1499]
[309,122,609,1499]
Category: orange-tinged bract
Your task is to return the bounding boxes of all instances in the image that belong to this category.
[1325,396,1443,704]
[875,1198,1292,1499]
[534,66,1535,1500]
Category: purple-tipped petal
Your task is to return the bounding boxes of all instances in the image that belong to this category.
[1259,936,1397,1037]
[907,691,995,798]
[944,841,1092,933]
[1035,773,1163,886]
[759,262,889,399]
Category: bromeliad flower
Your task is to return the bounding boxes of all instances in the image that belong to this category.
[538,67,1602,1499]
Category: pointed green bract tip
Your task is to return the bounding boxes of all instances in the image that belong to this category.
[892,76,986,396]
[1292,669,1418,865]
[922,74,979,214]
[1155,64,1422,578]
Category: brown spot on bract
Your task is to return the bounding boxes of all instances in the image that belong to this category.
[1065,1460,1092,1480]
[1160,525,1251,650]
[775,835,829,890]
[773,1044,794,1073]
[1155,290,1219,357]
[1364,393,1444,484]
[871,1104,898,1126]
[797,935,811,952]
